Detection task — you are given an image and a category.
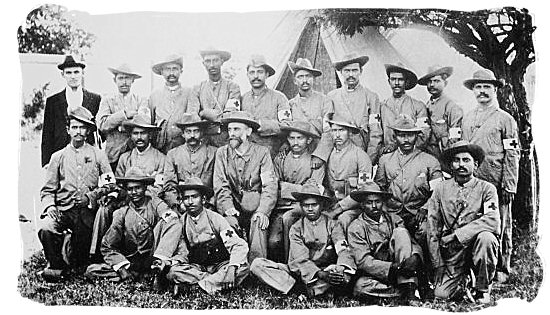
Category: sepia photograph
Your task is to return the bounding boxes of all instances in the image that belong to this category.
[9,0,547,313]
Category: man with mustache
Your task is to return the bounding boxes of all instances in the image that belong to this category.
[189,48,241,147]
[417,65,463,172]
[348,182,423,302]
[426,141,500,304]
[324,116,373,234]
[271,121,324,261]
[310,53,382,169]
[41,56,102,167]
[84,167,182,283]
[163,113,217,189]
[378,63,430,156]
[241,54,292,158]
[461,69,520,283]
[251,183,354,297]
[149,54,197,154]
[97,64,149,171]
[38,107,112,281]
[213,111,278,263]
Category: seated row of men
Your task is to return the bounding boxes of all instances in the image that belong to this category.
[38,105,500,304]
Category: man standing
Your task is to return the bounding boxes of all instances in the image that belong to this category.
[85,167,182,282]
[461,69,520,282]
[163,113,217,188]
[241,54,292,158]
[426,141,500,303]
[159,177,249,295]
[213,111,277,263]
[417,65,463,170]
[251,183,354,296]
[97,63,148,171]
[38,107,111,281]
[149,54,196,153]
[312,53,382,165]
[348,182,423,301]
[380,63,430,154]
[190,47,241,147]
[41,55,101,167]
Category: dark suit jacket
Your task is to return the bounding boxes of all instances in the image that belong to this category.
[41,89,102,166]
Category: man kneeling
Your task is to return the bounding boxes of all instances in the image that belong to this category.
[251,183,355,296]
[348,182,423,301]
[155,177,250,295]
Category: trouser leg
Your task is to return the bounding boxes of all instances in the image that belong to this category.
[434,247,467,300]
[153,218,183,260]
[390,227,417,285]
[89,205,115,257]
[38,213,70,270]
[248,214,268,263]
[282,205,302,262]
[353,276,400,298]
[498,200,512,274]
[70,206,96,268]
[198,261,250,294]
[166,263,208,285]
[267,210,285,263]
[250,258,295,294]
[472,231,499,292]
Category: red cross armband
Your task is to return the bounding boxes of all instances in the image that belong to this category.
[224,99,241,112]
[99,172,116,187]
[369,113,381,125]
[277,109,292,121]
[415,116,430,128]
[429,177,444,191]
[483,200,499,214]
[220,227,236,243]
[449,127,462,139]
[503,138,520,150]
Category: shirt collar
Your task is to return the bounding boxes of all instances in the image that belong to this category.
[185,142,204,154]
[135,144,152,155]
[165,83,181,92]
[333,140,352,153]
[454,176,478,189]
[65,86,83,95]
[251,86,268,97]
[362,212,387,224]
[231,143,253,162]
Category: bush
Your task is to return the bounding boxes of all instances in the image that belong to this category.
[21,82,49,141]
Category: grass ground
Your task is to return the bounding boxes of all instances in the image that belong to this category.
[17,228,542,311]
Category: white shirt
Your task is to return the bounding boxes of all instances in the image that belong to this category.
[65,86,84,112]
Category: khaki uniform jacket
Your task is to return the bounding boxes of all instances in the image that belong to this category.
[348,212,422,282]
[375,148,442,215]
[213,143,277,216]
[461,103,520,193]
[274,151,325,201]
[41,143,111,212]
[380,94,430,150]
[426,94,463,158]
[289,90,333,135]
[97,92,149,163]
[164,142,217,187]
[426,177,501,269]
[241,87,292,137]
[115,145,166,177]
[288,214,355,284]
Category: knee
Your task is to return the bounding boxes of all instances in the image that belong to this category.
[476,231,498,248]
[250,258,267,274]
[434,285,453,300]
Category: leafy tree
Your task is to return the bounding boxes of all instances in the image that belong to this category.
[319,8,537,230]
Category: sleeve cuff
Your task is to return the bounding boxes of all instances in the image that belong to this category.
[113,260,130,271]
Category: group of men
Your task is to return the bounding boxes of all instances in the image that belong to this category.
[36,48,519,305]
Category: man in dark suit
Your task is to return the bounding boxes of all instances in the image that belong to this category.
[41,55,102,167]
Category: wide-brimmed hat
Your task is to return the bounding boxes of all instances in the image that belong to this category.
[327,114,360,134]
[108,63,142,78]
[68,106,96,130]
[57,55,86,70]
[333,52,369,71]
[247,54,276,77]
[463,69,503,90]
[221,111,260,131]
[350,182,392,202]
[281,121,320,139]
[152,54,184,75]
[116,167,155,185]
[385,63,418,90]
[417,65,453,86]
[199,47,231,62]
[389,115,423,133]
[441,140,485,165]
[177,177,214,198]
[291,183,333,204]
[122,114,160,131]
[175,113,211,130]
[288,58,322,77]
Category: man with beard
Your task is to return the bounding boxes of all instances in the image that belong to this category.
[324,116,373,233]
[38,107,111,281]
[41,56,102,167]
[157,177,249,295]
[149,54,197,153]
[164,113,217,189]
[251,183,354,297]
[417,65,463,172]
[213,111,278,263]
[426,141,500,303]
[189,48,241,147]
[89,114,167,260]
[97,64,149,171]
[311,53,382,168]
[271,121,324,261]
[461,69,519,283]
[84,167,182,282]
[348,182,423,301]
[241,54,292,158]
[379,63,430,155]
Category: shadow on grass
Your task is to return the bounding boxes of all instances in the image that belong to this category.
[18,230,542,311]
